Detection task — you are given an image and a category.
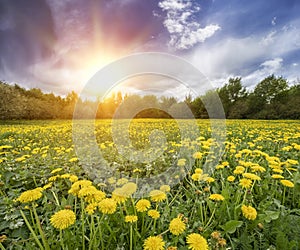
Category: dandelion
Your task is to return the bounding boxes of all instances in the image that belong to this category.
[0,235,7,243]
[85,190,106,203]
[43,182,53,190]
[68,180,92,196]
[227,176,235,182]
[191,173,201,181]
[125,215,138,223]
[85,203,97,215]
[51,168,63,174]
[233,166,245,175]
[160,185,170,192]
[69,157,78,163]
[186,233,208,250]
[143,236,165,250]
[60,174,71,179]
[167,247,177,250]
[148,209,160,219]
[242,173,261,181]
[98,198,117,214]
[205,177,215,183]
[177,158,186,167]
[78,186,98,198]
[195,168,203,174]
[193,152,203,159]
[112,188,128,204]
[69,175,78,182]
[280,180,294,188]
[48,175,60,182]
[116,178,128,186]
[50,209,76,230]
[218,238,226,247]
[271,174,284,179]
[211,231,221,239]
[169,217,186,235]
[209,194,225,201]
[136,199,151,212]
[241,205,257,220]
[239,178,252,189]
[17,188,43,203]
[122,182,137,196]
[149,190,167,202]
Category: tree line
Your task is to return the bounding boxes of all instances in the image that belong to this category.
[0,75,299,120]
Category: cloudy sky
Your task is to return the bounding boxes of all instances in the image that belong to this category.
[0,0,300,96]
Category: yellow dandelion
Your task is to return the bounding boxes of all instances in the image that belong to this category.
[50,209,76,229]
[191,173,202,181]
[136,199,151,212]
[149,190,167,202]
[186,233,208,250]
[116,178,128,186]
[0,235,7,243]
[160,185,170,192]
[148,209,160,219]
[239,178,252,189]
[51,168,63,174]
[205,177,215,183]
[280,180,294,188]
[195,168,203,174]
[125,215,138,223]
[85,203,97,215]
[227,176,235,182]
[177,158,186,167]
[122,182,137,196]
[98,198,117,214]
[48,175,60,182]
[60,174,71,179]
[68,180,92,196]
[271,174,284,179]
[218,238,226,247]
[112,188,128,204]
[69,157,78,163]
[17,188,43,203]
[169,217,186,235]
[43,182,53,190]
[85,190,106,203]
[209,194,225,201]
[78,186,98,198]
[143,236,165,250]
[193,152,203,159]
[69,175,78,182]
[233,166,245,175]
[242,173,261,181]
[241,205,257,220]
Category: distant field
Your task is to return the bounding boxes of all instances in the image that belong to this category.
[0,119,299,249]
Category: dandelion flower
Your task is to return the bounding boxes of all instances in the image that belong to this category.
[50,209,76,230]
[193,152,203,159]
[122,182,137,196]
[149,190,167,202]
[78,186,98,198]
[218,238,226,247]
[85,203,97,215]
[233,166,245,175]
[191,173,201,181]
[43,182,53,190]
[143,236,165,250]
[177,158,186,167]
[85,190,106,203]
[148,209,160,219]
[271,174,284,179]
[17,188,43,203]
[125,215,138,223]
[205,177,215,183]
[195,168,203,174]
[209,194,225,201]
[51,168,63,174]
[242,173,261,181]
[186,233,208,250]
[280,179,294,188]
[160,185,170,192]
[48,175,60,182]
[60,174,71,179]
[227,176,235,182]
[112,188,128,204]
[169,217,186,235]
[211,231,221,239]
[69,175,78,182]
[98,198,117,214]
[241,205,257,220]
[116,178,128,186]
[136,199,151,212]
[239,178,252,189]
[68,180,92,196]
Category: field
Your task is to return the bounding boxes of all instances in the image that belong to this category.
[0,119,300,249]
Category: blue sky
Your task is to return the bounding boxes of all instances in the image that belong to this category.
[0,0,300,95]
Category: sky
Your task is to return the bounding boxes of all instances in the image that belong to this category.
[0,0,300,97]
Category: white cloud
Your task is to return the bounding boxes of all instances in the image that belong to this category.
[272,16,277,26]
[188,20,300,89]
[157,0,220,50]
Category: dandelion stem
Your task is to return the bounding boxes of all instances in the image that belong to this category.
[60,230,64,250]
[32,205,50,250]
[20,210,44,250]
[0,243,6,250]
[129,224,133,250]
[204,207,216,229]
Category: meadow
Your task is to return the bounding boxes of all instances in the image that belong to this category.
[0,119,299,249]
